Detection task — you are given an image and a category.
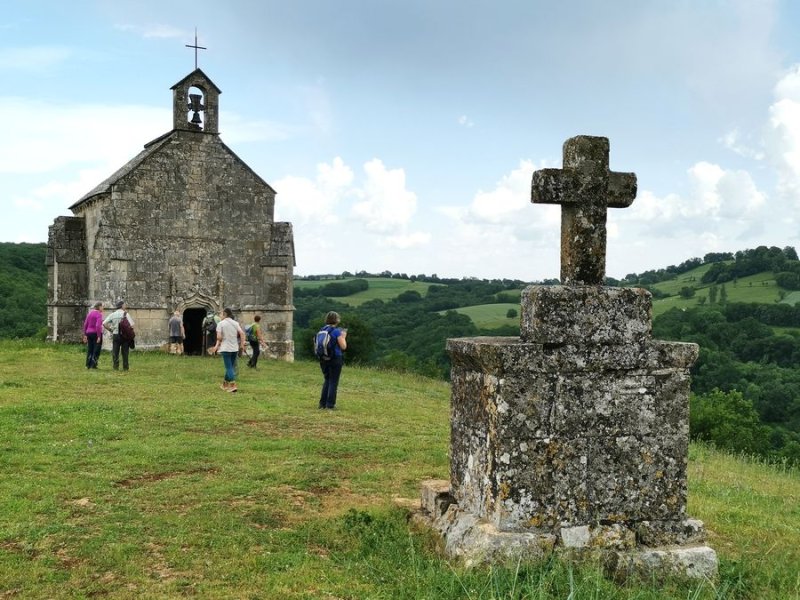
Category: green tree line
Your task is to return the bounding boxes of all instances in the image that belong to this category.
[654,304,800,464]
[0,242,47,339]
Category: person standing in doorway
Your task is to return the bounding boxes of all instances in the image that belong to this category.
[168,310,185,355]
[212,307,246,392]
[246,314,265,368]
[82,301,104,369]
[202,311,220,355]
[318,311,347,410]
[103,300,134,371]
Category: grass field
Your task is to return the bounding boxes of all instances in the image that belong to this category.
[1,341,799,598]
[443,303,520,329]
[295,277,441,307]
[650,267,785,318]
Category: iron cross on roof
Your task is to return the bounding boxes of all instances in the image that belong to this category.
[531,136,637,286]
[185,27,206,70]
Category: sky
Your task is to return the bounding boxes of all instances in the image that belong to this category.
[2,0,800,281]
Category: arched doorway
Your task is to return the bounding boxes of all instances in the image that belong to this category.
[183,307,208,355]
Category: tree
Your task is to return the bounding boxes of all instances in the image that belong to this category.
[690,389,769,455]
[397,290,422,303]
[679,286,696,299]
[708,285,718,305]
[506,308,518,318]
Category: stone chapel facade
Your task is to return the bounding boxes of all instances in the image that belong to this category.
[46,68,295,360]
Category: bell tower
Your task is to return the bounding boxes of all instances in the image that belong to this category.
[171,69,221,134]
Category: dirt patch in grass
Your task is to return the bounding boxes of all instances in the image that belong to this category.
[114,467,219,488]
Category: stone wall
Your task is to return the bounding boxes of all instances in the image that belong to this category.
[46,216,88,343]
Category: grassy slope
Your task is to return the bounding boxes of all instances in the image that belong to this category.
[1,342,798,598]
[445,303,520,329]
[650,266,785,318]
[295,277,440,306]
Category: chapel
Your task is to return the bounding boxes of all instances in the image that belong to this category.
[46,68,295,360]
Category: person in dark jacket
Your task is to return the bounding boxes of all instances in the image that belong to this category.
[318,311,347,410]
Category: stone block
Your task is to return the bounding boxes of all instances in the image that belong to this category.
[605,546,719,582]
[420,479,454,518]
[560,523,636,550]
[635,519,707,547]
[437,505,557,567]
[520,285,651,345]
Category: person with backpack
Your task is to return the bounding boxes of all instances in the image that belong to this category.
[202,311,219,355]
[316,311,347,410]
[102,299,135,371]
[211,307,246,392]
[246,314,265,369]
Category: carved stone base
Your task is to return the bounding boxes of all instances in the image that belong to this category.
[416,480,718,581]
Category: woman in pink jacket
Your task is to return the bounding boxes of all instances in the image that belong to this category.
[82,302,104,369]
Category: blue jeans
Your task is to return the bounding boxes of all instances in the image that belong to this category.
[319,356,343,409]
[86,333,101,368]
[221,351,238,382]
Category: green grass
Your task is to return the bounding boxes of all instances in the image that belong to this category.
[443,303,520,329]
[2,341,798,598]
[295,277,441,306]
[650,267,785,318]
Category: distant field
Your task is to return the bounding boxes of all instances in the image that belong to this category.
[650,266,784,318]
[443,303,520,329]
[782,291,800,305]
[294,277,441,306]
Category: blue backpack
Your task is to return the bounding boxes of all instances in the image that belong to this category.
[314,326,334,360]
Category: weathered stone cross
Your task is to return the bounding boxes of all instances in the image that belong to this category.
[531,136,637,285]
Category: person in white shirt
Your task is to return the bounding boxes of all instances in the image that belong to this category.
[211,307,246,392]
[102,300,134,371]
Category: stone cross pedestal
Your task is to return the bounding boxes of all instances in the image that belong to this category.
[417,136,718,581]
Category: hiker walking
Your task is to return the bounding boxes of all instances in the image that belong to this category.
[212,307,246,392]
[246,314,265,368]
[82,301,104,369]
[317,311,347,410]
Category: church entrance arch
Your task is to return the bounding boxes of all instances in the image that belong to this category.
[183,307,209,355]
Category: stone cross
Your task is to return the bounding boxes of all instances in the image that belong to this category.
[531,136,637,285]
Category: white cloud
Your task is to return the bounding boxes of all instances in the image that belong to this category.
[114,23,188,39]
[623,161,766,233]
[445,160,559,238]
[381,232,431,249]
[720,128,764,160]
[273,157,433,274]
[458,115,474,128]
[0,46,72,70]
[350,159,417,232]
[0,98,168,174]
[765,65,800,202]
[221,111,295,143]
[0,97,169,244]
